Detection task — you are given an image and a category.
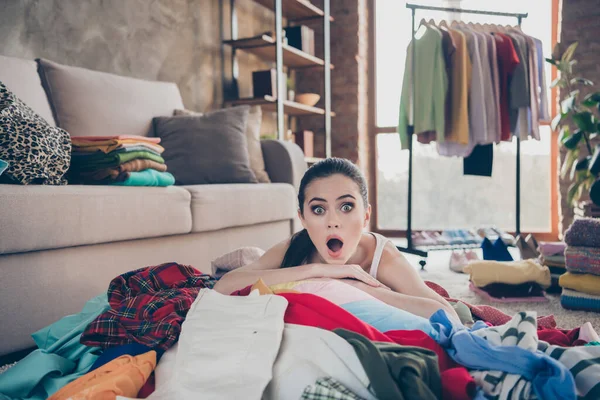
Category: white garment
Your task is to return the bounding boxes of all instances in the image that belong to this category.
[121,289,288,400]
[368,232,391,279]
[263,324,377,400]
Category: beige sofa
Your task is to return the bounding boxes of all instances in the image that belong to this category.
[0,55,306,356]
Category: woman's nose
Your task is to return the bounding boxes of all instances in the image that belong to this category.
[327,220,340,228]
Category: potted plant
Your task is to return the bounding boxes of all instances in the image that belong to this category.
[546,42,600,207]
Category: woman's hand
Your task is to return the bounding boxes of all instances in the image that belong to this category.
[310,263,389,289]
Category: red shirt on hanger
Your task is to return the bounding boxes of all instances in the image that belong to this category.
[493,32,520,141]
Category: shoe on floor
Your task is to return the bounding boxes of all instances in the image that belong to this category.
[493,237,514,261]
[465,249,479,262]
[449,250,469,273]
[516,234,539,260]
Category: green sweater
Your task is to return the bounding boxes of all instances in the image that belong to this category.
[398,25,448,149]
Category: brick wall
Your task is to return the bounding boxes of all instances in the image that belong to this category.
[295,0,371,177]
[558,0,600,234]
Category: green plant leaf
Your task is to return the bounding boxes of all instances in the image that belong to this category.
[551,113,563,131]
[561,94,577,114]
[559,126,571,143]
[562,42,579,63]
[571,78,594,86]
[545,58,557,66]
[591,133,599,140]
[550,77,566,89]
[582,92,600,107]
[561,148,579,179]
[570,60,578,67]
[563,130,583,149]
[573,112,596,132]
[567,181,583,207]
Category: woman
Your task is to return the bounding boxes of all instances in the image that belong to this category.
[214,158,459,321]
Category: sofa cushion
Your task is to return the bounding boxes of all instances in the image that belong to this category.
[36,58,184,137]
[154,106,258,185]
[184,183,296,233]
[0,54,56,126]
[0,185,192,254]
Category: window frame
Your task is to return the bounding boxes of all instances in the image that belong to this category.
[367,0,560,241]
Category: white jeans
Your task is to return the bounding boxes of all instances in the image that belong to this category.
[123,289,288,400]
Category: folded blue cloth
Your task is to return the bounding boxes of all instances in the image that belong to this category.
[481,237,513,261]
[342,299,439,339]
[88,343,164,372]
[430,310,576,400]
[0,294,109,400]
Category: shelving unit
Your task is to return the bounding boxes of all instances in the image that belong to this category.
[220,0,333,160]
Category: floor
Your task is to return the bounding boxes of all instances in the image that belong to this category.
[396,242,600,330]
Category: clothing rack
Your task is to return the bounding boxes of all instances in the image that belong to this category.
[397,3,528,267]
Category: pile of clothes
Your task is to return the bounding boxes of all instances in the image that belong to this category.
[561,218,600,312]
[68,135,174,186]
[538,241,567,294]
[1,262,599,400]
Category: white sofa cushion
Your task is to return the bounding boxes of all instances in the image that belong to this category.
[0,185,192,254]
[0,54,56,126]
[36,58,184,137]
[184,183,296,233]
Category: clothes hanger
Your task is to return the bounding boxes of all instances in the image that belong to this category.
[439,20,449,28]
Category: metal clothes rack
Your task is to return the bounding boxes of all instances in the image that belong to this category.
[398,3,528,267]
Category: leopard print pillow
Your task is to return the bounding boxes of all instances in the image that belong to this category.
[0,81,71,185]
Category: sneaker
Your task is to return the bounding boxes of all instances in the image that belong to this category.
[465,249,480,262]
[449,250,469,273]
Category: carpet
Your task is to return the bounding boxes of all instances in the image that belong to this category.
[403,247,600,330]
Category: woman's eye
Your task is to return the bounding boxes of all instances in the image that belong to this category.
[312,206,325,215]
[341,203,353,212]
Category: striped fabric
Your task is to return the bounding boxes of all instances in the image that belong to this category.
[469,311,539,400]
[565,246,600,275]
[538,341,600,400]
[561,289,600,312]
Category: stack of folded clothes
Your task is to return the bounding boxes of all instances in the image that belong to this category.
[560,218,600,312]
[463,259,551,302]
[69,135,174,186]
[538,241,566,294]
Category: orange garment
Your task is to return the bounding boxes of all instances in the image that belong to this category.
[72,142,165,155]
[445,28,471,144]
[250,278,299,295]
[48,350,156,400]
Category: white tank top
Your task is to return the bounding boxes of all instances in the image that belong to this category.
[368,232,390,280]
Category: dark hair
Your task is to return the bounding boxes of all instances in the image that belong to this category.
[280,157,368,268]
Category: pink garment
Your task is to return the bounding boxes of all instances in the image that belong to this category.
[70,135,161,143]
[292,280,374,306]
[425,280,557,328]
[469,282,548,303]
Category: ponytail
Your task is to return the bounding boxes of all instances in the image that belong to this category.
[281,229,315,268]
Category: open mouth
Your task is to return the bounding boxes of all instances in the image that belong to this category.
[326,236,344,257]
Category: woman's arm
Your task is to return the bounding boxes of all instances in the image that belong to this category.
[212,239,384,295]
[370,242,460,321]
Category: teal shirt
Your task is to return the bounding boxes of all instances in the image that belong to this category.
[398,25,448,149]
[111,169,175,187]
[0,294,109,400]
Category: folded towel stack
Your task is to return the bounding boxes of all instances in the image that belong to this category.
[537,241,566,293]
[561,218,600,312]
[463,259,550,302]
[69,135,174,187]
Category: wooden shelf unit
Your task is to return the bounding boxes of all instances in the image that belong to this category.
[223,34,333,69]
[251,0,334,21]
[224,95,335,117]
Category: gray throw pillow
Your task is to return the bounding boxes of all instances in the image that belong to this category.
[153,105,258,184]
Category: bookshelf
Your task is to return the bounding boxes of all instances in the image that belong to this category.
[221,0,333,160]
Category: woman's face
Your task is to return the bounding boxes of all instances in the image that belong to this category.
[300,174,371,265]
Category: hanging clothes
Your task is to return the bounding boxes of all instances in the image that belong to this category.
[398,23,448,149]
[493,32,521,141]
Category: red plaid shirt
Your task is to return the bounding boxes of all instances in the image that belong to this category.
[81,262,216,350]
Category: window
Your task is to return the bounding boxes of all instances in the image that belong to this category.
[373,0,555,233]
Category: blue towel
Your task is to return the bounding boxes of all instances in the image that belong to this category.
[430,310,576,400]
[342,299,439,339]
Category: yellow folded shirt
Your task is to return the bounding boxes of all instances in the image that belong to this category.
[559,272,600,296]
[463,259,551,288]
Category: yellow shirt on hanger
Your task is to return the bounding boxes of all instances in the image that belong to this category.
[398,24,448,149]
[445,28,471,145]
